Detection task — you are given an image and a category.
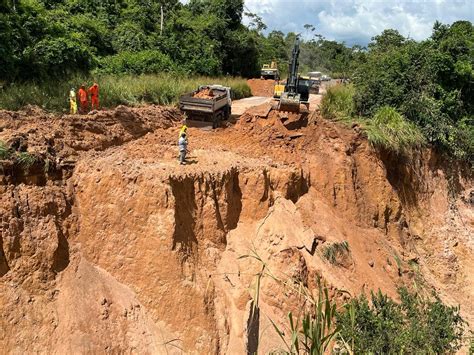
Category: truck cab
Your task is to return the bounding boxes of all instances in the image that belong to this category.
[260,61,280,80]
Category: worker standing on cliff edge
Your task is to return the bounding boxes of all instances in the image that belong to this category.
[179,115,188,138]
[178,132,188,165]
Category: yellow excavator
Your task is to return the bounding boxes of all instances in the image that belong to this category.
[273,36,310,112]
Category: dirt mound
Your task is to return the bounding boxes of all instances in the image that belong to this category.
[234,103,311,150]
[0,105,182,167]
[193,88,215,99]
[247,78,276,97]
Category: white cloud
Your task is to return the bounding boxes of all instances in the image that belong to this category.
[243,0,474,45]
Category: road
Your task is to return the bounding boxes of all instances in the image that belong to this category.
[231,96,272,116]
[232,94,322,118]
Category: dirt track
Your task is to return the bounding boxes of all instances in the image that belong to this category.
[0,89,473,353]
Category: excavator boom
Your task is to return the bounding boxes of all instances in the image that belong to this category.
[276,36,305,112]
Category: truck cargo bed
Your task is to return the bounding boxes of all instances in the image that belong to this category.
[179,85,232,125]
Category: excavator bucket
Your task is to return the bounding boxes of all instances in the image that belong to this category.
[278,92,301,112]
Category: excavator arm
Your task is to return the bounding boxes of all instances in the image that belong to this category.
[278,36,303,112]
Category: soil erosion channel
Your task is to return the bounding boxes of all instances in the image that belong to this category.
[0,84,472,353]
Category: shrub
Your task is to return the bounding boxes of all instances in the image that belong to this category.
[351,21,474,161]
[320,84,355,121]
[363,106,426,154]
[337,287,466,354]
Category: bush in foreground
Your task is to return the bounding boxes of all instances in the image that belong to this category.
[337,288,466,354]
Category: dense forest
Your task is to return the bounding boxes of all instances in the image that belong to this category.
[0,0,356,80]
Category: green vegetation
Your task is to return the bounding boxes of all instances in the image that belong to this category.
[321,241,350,266]
[322,86,427,155]
[0,1,471,163]
[0,0,259,79]
[320,85,355,121]
[16,152,37,171]
[0,74,251,111]
[337,288,466,354]
[270,278,340,354]
[363,106,426,154]
[0,141,12,160]
[0,0,358,82]
[319,22,473,163]
[352,22,474,162]
[241,249,466,353]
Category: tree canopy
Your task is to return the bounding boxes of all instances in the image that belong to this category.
[0,0,362,81]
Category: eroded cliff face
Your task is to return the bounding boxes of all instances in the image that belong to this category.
[0,107,472,353]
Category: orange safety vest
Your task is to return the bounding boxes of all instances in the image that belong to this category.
[78,88,88,103]
[89,85,99,98]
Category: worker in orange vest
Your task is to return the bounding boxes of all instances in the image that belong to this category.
[78,85,88,113]
[88,83,99,110]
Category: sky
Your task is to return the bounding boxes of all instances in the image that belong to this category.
[242,0,474,46]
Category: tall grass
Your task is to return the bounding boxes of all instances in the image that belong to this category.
[0,74,251,112]
[270,278,341,355]
[321,85,425,154]
[320,84,355,121]
[240,248,345,354]
[363,106,426,154]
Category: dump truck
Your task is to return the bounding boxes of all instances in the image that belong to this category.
[301,71,322,94]
[179,85,232,128]
[260,61,279,80]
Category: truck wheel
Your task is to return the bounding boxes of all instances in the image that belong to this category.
[213,114,221,129]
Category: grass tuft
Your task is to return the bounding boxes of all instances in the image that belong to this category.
[0,141,12,160]
[363,106,426,154]
[321,241,350,265]
[16,152,37,170]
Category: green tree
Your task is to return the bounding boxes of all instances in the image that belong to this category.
[369,29,407,52]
